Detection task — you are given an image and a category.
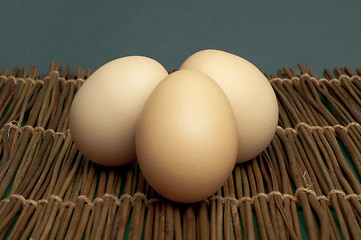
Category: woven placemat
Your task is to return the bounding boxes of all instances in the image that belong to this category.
[0,61,361,239]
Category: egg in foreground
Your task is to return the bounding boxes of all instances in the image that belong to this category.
[180,49,278,163]
[136,69,238,203]
[69,56,168,166]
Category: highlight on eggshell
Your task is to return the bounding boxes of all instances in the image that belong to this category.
[69,56,169,166]
[180,49,279,163]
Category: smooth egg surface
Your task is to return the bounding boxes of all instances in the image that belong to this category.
[69,56,168,166]
[180,49,278,163]
[136,69,238,203]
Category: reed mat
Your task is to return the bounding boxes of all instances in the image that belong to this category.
[1,61,361,239]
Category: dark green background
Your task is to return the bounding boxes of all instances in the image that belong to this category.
[1,0,360,75]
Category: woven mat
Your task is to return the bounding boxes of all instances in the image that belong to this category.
[1,62,361,239]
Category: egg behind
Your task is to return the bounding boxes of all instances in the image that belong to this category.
[69,56,168,166]
[180,49,278,163]
[136,69,238,203]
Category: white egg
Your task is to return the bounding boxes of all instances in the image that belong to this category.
[69,56,168,166]
[181,49,279,163]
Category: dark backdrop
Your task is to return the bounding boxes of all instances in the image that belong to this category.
[1,0,360,76]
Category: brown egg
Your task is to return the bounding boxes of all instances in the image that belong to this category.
[180,49,278,163]
[136,69,238,203]
[69,56,168,166]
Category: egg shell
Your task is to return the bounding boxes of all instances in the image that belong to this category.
[69,56,168,166]
[180,49,279,163]
[136,69,238,203]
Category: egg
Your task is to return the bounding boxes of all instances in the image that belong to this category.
[180,49,278,163]
[136,69,238,203]
[69,56,168,166]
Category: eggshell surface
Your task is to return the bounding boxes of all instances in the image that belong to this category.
[69,56,168,166]
[180,49,278,163]
[136,69,238,203]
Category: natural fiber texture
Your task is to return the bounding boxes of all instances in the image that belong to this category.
[1,61,361,239]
